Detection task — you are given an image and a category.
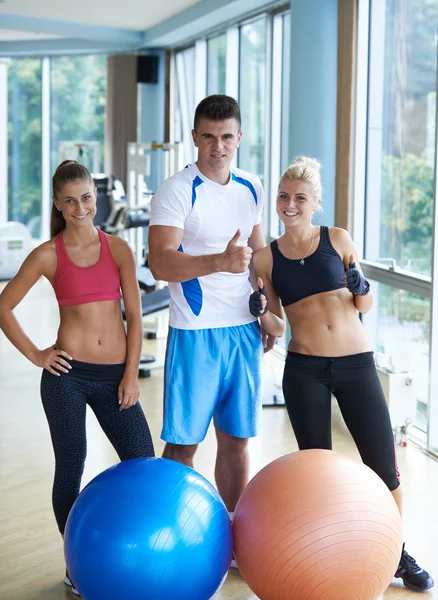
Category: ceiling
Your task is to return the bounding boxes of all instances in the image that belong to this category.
[0,0,202,43]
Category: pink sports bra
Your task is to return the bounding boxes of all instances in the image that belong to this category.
[53,229,121,307]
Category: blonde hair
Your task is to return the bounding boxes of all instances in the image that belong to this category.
[281,157,322,205]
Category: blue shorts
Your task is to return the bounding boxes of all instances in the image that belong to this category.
[161,321,263,444]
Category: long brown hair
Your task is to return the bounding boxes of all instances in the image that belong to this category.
[51,160,94,238]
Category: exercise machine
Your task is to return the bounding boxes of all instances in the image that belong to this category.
[0,222,32,280]
[127,142,183,207]
[93,174,127,231]
[59,141,101,174]
[126,142,184,264]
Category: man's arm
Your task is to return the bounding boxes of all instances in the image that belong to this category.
[148,226,252,282]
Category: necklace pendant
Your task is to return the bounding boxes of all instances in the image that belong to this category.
[300,258,305,265]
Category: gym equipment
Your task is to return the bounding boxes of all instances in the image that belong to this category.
[125,142,183,267]
[123,204,152,269]
[127,142,183,208]
[59,140,101,174]
[95,175,170,377]
[121,286,171,377]
[119,202,170,376]
[0,222,32,280]
[93,174,127,231]
[233,449,403,600]
[64,457,232,600]
[121,143,183,376]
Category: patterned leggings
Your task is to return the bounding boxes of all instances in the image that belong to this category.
[40,361,155,533]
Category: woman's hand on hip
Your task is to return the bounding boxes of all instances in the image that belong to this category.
[33,346,72,375]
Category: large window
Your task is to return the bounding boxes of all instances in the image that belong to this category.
[356,0,438,449]
[6,55,106,241]
[364,0,438,277]
[8,59,42,238]
[269,11,291,241]
[172,10,289,196]
[363,282,430,432]
[281,13,291,174]
[51,56,106,175]
[175,47,196,164]
[207,35,226,95]
[238,17,267,182]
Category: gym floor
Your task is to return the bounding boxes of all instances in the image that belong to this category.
[0,277,437,599]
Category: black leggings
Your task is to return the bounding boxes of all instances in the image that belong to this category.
[40,360,155,533]
[282,351,400,491]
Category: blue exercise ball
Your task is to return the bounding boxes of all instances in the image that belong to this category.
[64,458,232,600]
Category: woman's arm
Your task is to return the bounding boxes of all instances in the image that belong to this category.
[351,277,373,313]
[330,228,373,314]
[113,237,143,410]
[251,248,286,338]
[0,245,72,374]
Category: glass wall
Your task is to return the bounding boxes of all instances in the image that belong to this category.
[50,55,106,175]
[281,13,291,173]
[356,0,438,447]
[172,10,291,193]
[175,46,196,164]
[207,35,226,95]
[364,281,430,432]
[364,0,438,277]
[238,17,267,182]
[8,59,42,238]
[6,55,106,241]
[270,11,292,241]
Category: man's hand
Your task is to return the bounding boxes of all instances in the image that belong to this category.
[220,230,253,273]
[261,326,276,353]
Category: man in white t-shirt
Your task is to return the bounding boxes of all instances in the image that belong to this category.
[148,95,270,514]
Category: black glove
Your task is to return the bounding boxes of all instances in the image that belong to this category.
[345,261,370,296]
[249,284,268,317]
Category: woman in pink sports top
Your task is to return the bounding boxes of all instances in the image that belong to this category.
[0,160,154,596]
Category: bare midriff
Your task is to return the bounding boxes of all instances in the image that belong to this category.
[57,300,127,363]
[285,288,371,356]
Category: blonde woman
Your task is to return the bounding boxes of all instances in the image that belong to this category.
[249,156,433,593]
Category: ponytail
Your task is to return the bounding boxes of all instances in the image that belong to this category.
[50,203,66,238]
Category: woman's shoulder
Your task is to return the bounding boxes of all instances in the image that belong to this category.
[327,227,352,243]
[106,233,131,253]
[105,233,135,267]
[11,239,57,281]
[31,238,57,265]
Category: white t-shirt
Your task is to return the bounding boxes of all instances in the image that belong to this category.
[150,163,264,330]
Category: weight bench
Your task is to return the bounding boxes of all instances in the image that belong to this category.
[121,286,171,378]
[136,265,156,293]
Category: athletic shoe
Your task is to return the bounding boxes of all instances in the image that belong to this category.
[395,544,434,592]
[64,570,81,596]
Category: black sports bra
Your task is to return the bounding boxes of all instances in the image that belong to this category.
[271,226,346,307]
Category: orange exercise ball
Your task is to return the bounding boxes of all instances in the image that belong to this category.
[233,449,403,600]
